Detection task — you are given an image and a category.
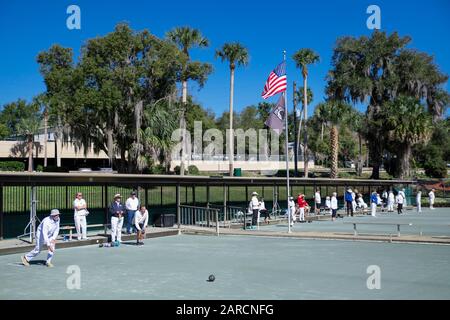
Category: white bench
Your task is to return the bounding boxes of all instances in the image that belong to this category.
[60,224,107,240]
[343,221,413,237]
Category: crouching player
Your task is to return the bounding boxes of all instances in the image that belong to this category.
[134,205,149,246]
[21,209,60,267]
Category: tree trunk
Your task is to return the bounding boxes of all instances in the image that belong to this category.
[56,116,62,167]
[321,122,324,141]
[357,133,363,176]
[330,126,338,179]
[180,80,187,176]
[107,128,114,169]
[229,68,235,177]
[27,135,33,172]
[44,109,48,167]
[398,144,412,179]
[303,76,309,178]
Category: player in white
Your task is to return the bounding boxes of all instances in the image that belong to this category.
[429,189,435,210]
[416,190,422,213]
[134,205,149,246]
[21,209,60,267]
[73,192,88,240]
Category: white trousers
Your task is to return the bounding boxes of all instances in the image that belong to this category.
[75,215,87,239]
[387,201,394,211]
[111,216,124,242]
[25,233,54,263]
[371,203,377,217]
[429,199,434,208]
[299,208,305,221]
[417,202,422,212]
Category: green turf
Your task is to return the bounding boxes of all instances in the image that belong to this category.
[1,232,449,299]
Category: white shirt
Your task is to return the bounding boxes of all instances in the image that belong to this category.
[325,199,331,208]
[73,198,87,216]
[134,209,149,230]
[389,192,395,202]
[259,201,266,210]
[396,195,404,204]
[250,196,259,210]
[416,192,422,201]
[429,191,435,201]
[37,216,60,246]
[125,197,139,211]
[288,200,296,213]
[315,192,321,204]
[331,197,338,210]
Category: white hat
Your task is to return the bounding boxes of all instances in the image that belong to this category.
[50,209,60,216]
[252,192,258,196]
[289,196,293,200]
[114,193,121,199]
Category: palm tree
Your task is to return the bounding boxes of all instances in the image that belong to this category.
[292,49,320,178]
[382,96,432,178]
[320,100,352,179]
[326,31,448,179]
[167,27,210,175]
[16,116,41,172]
[215,42,249,176]
[347,110,367,176]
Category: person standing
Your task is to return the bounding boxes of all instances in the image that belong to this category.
[21,209,60,268]
[314,188,321,215]
[250,192,260,229]
[331,192,338,221]
[297,194,307,223]
[288,196,296,227]
[399,188,407,207]
[416,190,422,213]
[125,191,140,234]
[345,188,354,217]
[73,192,88,240]
[325,196,331,214]
[396,192,404,214]
[109,194,126,245]
[388,190,395,212]
[382,190,388,210]
[429,189,435,210]
[370,191,378,217]
[134,205,149,246]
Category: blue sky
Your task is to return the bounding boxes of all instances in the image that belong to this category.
[0,0,449,118]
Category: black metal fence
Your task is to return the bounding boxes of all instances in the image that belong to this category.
[0,173,415,239]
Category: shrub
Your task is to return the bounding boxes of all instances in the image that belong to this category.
[36,164,44,172]
[0,161,25,171]
[173,165,187,175]
[151,164,166,174]
[188,165,199,175]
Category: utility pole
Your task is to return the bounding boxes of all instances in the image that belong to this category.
[293,82,298,177]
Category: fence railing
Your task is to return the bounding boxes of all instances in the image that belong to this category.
[179,205,219,235]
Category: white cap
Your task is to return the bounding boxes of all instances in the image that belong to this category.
[252,192,258,196]
[50,209,60,216]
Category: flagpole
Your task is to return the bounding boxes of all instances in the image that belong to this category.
[283,50,292,234]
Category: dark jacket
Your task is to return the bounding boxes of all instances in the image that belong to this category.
[109,201,126,218]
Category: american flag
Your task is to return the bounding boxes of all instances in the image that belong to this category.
[261,61,287,99]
